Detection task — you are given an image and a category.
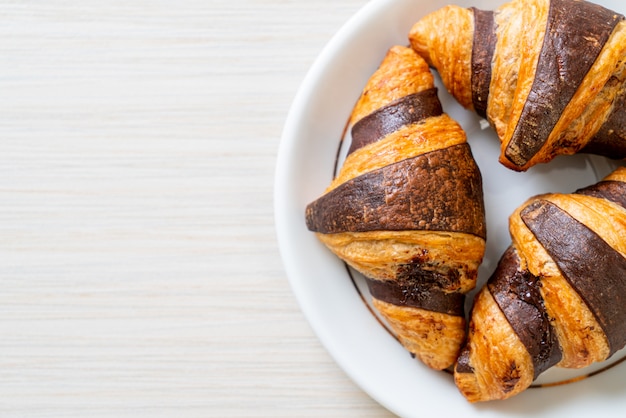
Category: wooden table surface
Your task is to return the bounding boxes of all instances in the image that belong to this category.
[0,0,397,416]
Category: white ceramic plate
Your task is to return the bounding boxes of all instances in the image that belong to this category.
[275,0,625,416]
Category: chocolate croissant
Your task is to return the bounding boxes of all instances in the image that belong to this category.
[305,46,486,370]
[409,0,626,171]
[455,166,626,402]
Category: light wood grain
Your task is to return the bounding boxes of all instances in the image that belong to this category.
[0,1,397,417]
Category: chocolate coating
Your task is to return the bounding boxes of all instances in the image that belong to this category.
[365,276,465,316]
[488,246,562,378]
[396,255,461,291]
[521,199,626,355]
[504,0,624,167]
[349,88,443,155]
[305,143,486,238]
[576,179,626,209]
[470,8,496,119]
[455,347,473,374]
[582,85,626,159]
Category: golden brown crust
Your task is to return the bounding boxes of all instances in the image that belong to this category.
[454,289,534,402]
[607,166,626,183]
[496,0,549,169]
[487,0,528,139]
[316,230,484,293]
[373,298,466,370]
[409,5,474,109]
[349,46,434,125]
[328,114,466,190]
[540,274,610,368]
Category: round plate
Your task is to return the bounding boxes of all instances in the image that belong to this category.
[275,0,626,416]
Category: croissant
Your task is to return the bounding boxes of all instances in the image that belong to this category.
[454,166,626,402]
[409,0,626,171]
[305,46,487,370]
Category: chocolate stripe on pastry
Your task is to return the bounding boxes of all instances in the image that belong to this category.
[365,277,465,316]
[349,88,443,155]
[504,0,624,166]
[455,347,473,374]
[521,199,626,355]
[305,143,486,238]
[470,8,496,119]
[488,246,562,378]
[581,87,626,159]
[576,180,626,209]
